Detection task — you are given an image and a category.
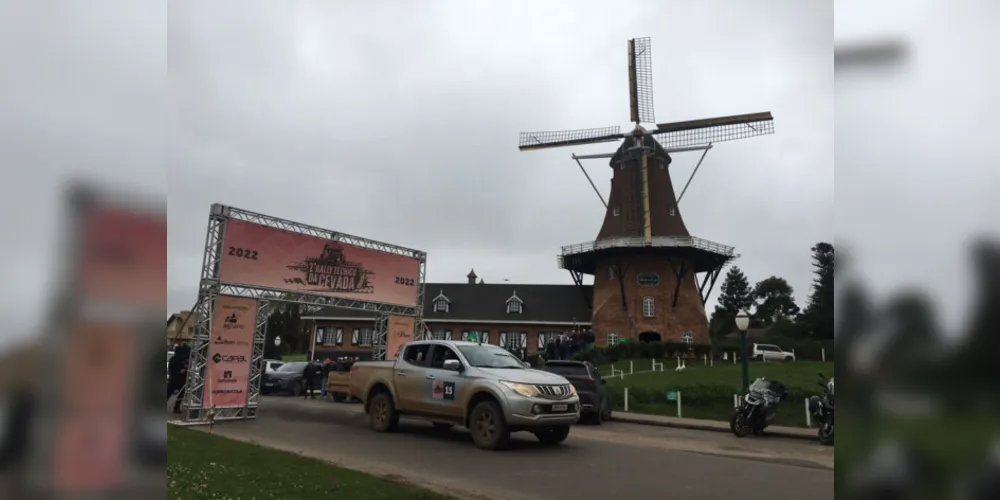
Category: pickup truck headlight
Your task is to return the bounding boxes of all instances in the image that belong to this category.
[500,381,539,398]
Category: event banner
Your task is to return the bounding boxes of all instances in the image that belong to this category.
[205,295,258,408]
[386,315,416,361]
[218,219,421,308]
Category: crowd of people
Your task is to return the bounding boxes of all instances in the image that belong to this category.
[541,331,593,362]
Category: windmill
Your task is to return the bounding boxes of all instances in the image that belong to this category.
[518,37,775,345]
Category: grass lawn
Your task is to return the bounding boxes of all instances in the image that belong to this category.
[168,427,451,500]
[598,359,833,392]
[596,359,833,427]
[279,353,309,362]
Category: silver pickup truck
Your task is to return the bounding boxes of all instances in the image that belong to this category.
[348,340,581,450]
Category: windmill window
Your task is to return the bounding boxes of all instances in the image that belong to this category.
[613,206,620,216]
[669,207,676,217]
[642,296,655,318]
[607,266,616,280]
[681,332,694,345]
[637,273,659,286]
[607,332,619,346]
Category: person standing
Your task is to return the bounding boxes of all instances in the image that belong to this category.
[320,358,333,398]
[167,344,191,413]
[301,361,318,399]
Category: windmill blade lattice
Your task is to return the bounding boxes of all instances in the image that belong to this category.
[628,37,655,124]
[518,126,623,151]
[652,112,774,149]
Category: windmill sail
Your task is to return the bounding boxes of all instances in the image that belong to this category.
[628,37,655,124]
[518,126,623,151]
[651,111,774,149]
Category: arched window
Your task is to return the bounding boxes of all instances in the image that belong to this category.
[642,296,655,318]
[681,332,694,345]
[607,332,619,346]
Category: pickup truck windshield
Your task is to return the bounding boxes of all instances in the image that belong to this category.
[457,345,524,369]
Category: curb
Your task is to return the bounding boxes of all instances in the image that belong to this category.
[608,414,818,442]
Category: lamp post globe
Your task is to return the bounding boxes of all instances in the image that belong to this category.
[735,309,751,332]
[274,336,281,347]
[734,309,751,391]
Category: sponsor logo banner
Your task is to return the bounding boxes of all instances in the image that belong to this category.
[205,295,257,408]
[386,315,415,361]
[218,219,421,308]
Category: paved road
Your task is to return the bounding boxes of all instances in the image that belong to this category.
[187,396,833,500]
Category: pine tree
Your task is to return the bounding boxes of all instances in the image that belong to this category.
[799,242,835,339]
[709,266,755,338]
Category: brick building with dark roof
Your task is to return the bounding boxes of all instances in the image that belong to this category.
[302,269,598,361]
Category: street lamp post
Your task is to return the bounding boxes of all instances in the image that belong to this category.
[735,310,751,392]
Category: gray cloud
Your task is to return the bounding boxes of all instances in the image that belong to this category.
[0,1,832,343]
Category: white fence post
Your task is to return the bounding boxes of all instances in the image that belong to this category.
[630,360,634,375]
[733,352,737,364]
[805,399,812,427]
[703,354,707,365]
[677,391,682,418]
[624,387,629,412]
[821,348,826,362]
[710,356,714,367]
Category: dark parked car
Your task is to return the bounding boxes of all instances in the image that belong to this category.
[260,361,323,396]
[541,360,610,424]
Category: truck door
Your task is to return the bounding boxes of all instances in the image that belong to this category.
[395,344,431,410]
[421,345,468,419]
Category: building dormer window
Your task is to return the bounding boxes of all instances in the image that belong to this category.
[505,291,523,314]
[431,290,450,313]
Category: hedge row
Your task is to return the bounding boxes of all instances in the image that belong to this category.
[571,338,833,365]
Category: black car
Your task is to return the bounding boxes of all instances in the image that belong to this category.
[541,360,611,424]
[260,361,324,396]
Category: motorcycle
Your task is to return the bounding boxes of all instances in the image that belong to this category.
[730,377,788,437]
[808,373,834,445]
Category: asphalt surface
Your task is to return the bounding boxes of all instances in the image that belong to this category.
[175,396,834,500]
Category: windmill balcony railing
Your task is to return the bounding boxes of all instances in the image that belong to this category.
[558,236,736,259]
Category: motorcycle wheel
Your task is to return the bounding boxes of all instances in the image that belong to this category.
[818,423,834,445]
[730,410,752,437]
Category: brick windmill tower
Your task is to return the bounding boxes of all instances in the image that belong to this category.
[518,37,775,346]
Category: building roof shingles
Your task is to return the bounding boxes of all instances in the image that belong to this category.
[302,283,593,323]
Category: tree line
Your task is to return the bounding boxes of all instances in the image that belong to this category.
[709,242,834,341]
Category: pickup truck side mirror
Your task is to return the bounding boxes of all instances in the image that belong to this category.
[443,359,463,372]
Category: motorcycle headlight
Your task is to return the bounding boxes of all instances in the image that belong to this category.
[500,381,539,398]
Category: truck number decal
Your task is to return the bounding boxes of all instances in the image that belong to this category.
[431,380,456,401]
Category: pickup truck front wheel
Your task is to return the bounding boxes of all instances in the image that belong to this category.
[469,401,510,450]
[368,392,399,433]
[534,425,571,445]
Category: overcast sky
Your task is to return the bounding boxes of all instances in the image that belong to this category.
[0,1,832,343]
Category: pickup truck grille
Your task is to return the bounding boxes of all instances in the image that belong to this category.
[535,384,573,400]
